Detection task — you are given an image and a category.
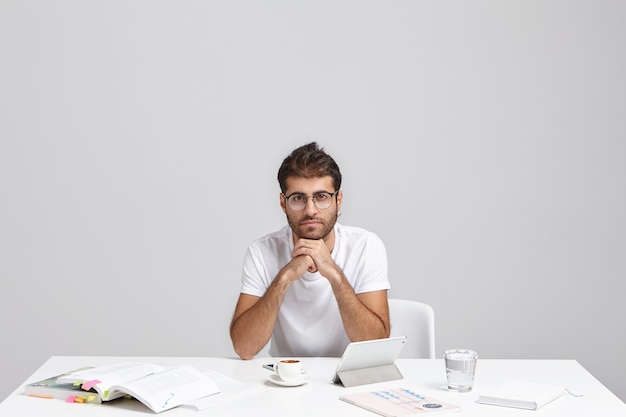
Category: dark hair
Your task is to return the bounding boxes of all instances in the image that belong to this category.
[277,142,342,193]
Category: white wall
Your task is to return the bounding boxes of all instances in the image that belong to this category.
[1,0,624,402]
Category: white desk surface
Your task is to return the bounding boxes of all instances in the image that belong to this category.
[1,356,624,416]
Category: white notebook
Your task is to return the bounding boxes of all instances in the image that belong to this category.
[477,380,566,410]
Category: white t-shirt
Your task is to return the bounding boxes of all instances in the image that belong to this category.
[240,223,391,357]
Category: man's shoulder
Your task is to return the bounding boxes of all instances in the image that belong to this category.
[334,224,388,268]
[335,223,383,243]
[336,222,375,236]
[250,225,291,248]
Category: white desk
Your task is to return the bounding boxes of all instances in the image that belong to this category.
[1,356,624,416]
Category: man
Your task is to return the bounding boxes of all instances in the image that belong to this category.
[230,142,390,360]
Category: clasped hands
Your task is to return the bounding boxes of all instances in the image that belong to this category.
[283,238,340,284]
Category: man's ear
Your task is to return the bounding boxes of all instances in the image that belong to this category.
[336,190,343,212]
[280,193,287,213]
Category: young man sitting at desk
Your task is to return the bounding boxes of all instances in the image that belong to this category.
[230,142,391,360]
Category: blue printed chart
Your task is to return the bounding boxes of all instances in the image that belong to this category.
[340,387,460,416]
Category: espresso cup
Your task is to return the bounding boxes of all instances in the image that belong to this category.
[274,359,304,382]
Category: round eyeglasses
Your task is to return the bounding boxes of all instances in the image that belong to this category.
[282,191,339,211]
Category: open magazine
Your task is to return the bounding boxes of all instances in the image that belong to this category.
[56,362,220,413]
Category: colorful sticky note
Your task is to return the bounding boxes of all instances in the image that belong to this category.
[66,396,77,403]
[81,379,101,391]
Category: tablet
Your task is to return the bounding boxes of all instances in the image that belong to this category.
[332,336,407,384]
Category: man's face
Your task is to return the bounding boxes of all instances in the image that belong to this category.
[281,176,342,241]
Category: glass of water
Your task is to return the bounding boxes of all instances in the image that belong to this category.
[444,349,478,392]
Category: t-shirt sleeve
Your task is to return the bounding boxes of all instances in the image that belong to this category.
[239,244,271,297]
[353,232,391,294]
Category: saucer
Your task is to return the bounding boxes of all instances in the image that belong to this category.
[268,373,310,387]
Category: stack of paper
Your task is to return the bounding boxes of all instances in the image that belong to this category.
[183,370,265,411]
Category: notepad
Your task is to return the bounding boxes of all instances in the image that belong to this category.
[340,387,460,416]
[477,380,566,410]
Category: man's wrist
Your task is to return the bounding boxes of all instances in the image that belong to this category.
[276,265,301,286]
[325,267,346,288]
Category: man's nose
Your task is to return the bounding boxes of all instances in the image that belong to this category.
[303,197,318,214]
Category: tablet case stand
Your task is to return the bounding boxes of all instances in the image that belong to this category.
[336,363,403,387]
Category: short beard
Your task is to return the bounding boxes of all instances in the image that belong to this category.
[287,211,338,240]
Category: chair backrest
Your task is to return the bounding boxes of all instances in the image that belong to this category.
[388,298,435,359]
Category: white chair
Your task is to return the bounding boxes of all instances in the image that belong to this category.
[388,298,435,359]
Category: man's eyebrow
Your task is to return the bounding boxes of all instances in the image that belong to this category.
[288,190,333,195]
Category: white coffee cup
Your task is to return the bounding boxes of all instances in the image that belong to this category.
[274,359,304,382]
